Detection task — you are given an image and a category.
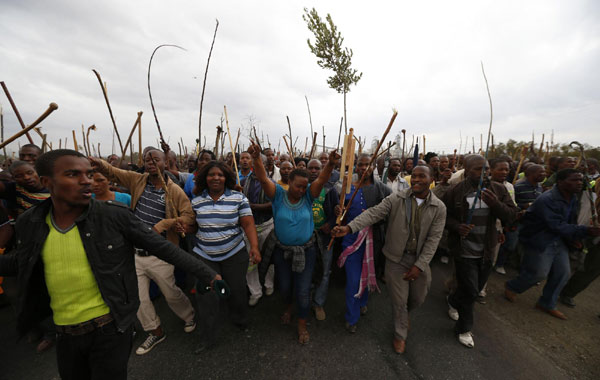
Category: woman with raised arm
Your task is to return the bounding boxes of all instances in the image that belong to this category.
[248,142,339,344]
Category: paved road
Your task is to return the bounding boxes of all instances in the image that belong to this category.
[0,259,593,380]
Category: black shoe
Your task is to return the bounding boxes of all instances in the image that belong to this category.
[559,295,576,308]
[344,322,357,334]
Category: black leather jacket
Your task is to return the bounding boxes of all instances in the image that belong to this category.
[0,198,217,335]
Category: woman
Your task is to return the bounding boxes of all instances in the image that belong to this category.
[249,142,339,344]
[91,171,131,207]
[277,161,293,190]
[183,149,216,199]
[191,161,260,335]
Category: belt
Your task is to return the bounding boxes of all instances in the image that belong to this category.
[135,248,150,256]
[55,314,114,336]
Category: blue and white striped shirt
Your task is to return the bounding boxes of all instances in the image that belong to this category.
[192,188,253,261]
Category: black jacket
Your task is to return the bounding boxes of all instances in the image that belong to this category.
[0,198,217,335]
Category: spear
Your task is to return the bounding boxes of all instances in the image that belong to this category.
[322,125,326,153]
[92,70,124,154]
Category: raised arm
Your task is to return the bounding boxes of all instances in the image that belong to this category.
[89,156,140,191]
[310,150,341,199]
[247,142,276,200]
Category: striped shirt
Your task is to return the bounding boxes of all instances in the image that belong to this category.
[461,190,490,258]
[134,183,166,227]
[192,188,252,261]
[4,183,50,216]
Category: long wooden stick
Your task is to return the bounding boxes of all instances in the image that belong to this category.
[234,128,241,153]
[92,70,124,154]
[0,103,58,150]
[0,82,35,144]
[305,95,314,137]
[198,19,219,146]
[286,116,294,152]
[309,132,318,158]
[282,135,296,168]
[138,116,143,166]
[224,106,240,184]
[86,125,96,157]
[72,130,78,152]
[119,112,143,166]
[81,124,89,156]
[336,116,343,151]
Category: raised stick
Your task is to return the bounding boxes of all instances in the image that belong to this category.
[309,132,318,159]
[224,106,240,184]
[198,19,219,146]
[81,124,89,156]
[286,116,294,152]
[92,70,124,154]
[118,112,143,166]
[336,116,343,151]
[138,116,143,166]
[282,135,296,168]
[0,103,58,150]
[72,130,79,152]
[0,82,35,144]
[86,125,96,157]
[305,95,314,137]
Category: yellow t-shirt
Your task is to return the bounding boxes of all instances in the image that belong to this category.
[277,180,289,191]
[42,213,110,325]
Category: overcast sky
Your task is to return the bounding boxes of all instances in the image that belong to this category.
[1,0,598,157]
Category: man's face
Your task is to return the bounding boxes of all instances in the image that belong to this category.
[532,167,547,183]
[559,173,583,194]
[389,159,402,176]
[187,156,197,172]
[264,149,275,166]
[197,152,213,171]
[356,156,371,178]
[107,154,119,166]
[440,157,449,170]
[404,159,413,173]
[490,162,510,183]
[239,153,252,170]
[466,158,488,184]
[560,157,577,170]
[280,161,293,181]
[144,150,165,175]
[12,164,41,190]
[429,156,440,169]
[410,166,432,196]
[41,156,93,208]
[307,160,321,182]
[19,147,40,165]
[279,154,290,164]
[319,153,329,167]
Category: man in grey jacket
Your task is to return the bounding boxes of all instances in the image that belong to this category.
[332,165,446,354]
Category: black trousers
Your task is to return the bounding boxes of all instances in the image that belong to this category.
[448,257,493,334]
[56,322,134,380]
[561,242,600,298]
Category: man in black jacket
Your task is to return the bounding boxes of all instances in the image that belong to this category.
[0,150,221,380]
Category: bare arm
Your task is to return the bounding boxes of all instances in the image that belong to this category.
[247,143,276,199]
[240,215,261,264]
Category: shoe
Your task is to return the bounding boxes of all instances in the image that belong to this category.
[36,338,54,354]
[265,287,274,296]
[495,266,506,275]
[248,295,261,307]
[478,289,487,298]
[392,338,406,354]
[476,296,487,305]
[313,306,326,321]
[458,332,474,348]
[447,296,459,321]
[535,304,567,320]
[135,333,166,355]
[440,256,449,264]
[504,283,517,303]
[559,296,576,308]
[345,322,357,334]
[184,320,196,333]
[360,306,368,316]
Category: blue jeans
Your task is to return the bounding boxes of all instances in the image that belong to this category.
[272,244,317,319]
[496,229,519,267]
[344,244,369,325]
[506,240,570,310]
[313,231,333,307]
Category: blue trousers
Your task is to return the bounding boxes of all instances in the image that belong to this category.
[344,244,369,325]
[507,240,570,310]
[272,245,317,319]
[495,229,519,267]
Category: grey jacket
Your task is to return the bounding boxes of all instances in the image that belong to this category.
[347,188,446,271]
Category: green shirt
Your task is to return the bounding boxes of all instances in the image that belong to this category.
[312,188,327,229]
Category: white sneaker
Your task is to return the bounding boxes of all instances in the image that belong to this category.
[248,295,261,306]
[184,320,196,333]
[135,333,166,355]
[458,332,474,348]
[495,266,506,275]
[447,296,459,321]
[478,289,487,298]
[265,287,274,296]
[440,256,449,264]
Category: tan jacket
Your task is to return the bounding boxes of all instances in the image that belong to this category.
[347,188,446,271]
[98,160,195,245]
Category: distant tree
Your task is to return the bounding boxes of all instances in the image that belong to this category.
[303,7,362,134]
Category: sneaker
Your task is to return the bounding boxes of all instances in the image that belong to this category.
[458,332,474,348]
[495,266,506,275]
[478,289,487,298]
[184,320,196,333]
[440,256,449,264]
[265,287,274,296]
[135,333,166,355]
[248,295,261,307]
[447,296,459,321]
[313,306,326,321]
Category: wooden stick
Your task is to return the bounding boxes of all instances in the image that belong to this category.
[423,135,426,154]
[0,82,35,144]
[234,128,241,153]
[92,70,124,153]
[98,143,101,158]
[81,124,89,156]
[198,20,219,147]
[72,130,79,152]
[336,116,343,151]
[309,132,318,159]
[538,133,545,157]
[0,103,58,150]
[374,142,397,161]
[41,134,47,153]
[138,116,143,166]
[119,112,142,166]
[286,116,294,152]
[512,146,528,184]
[282,135,296,168]
[224,106,240,184]
[86,125,96,157]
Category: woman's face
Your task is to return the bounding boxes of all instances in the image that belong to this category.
[12,164,41,190]
[288,176,308,200]
[197,153,213,172]
[280,162,293,182]
[206,166,226,193]
[296,160,306,169]
[91,172,110,195]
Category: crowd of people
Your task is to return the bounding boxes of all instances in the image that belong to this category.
[0,141,599,379]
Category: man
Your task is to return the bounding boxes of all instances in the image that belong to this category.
[91,150,199,355]
[278,153,291,165]
[514,164,546,210]
[439,156,450,171]
[243,154,276,306]
[106,154,120,167]
[332,166,445,354]
[186,154,197,173]
[505,169,600,319]
[238,152,253,185]
[18,144,42,165]
[543,156,576,190]
[587,158,599,181]
[0,149,220,380]
[277,161,293,190]
[307,159,339,321]
[443,155,518,348]
[382,157,409,194]
[319,151,340,187]
[263,148,281,182]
